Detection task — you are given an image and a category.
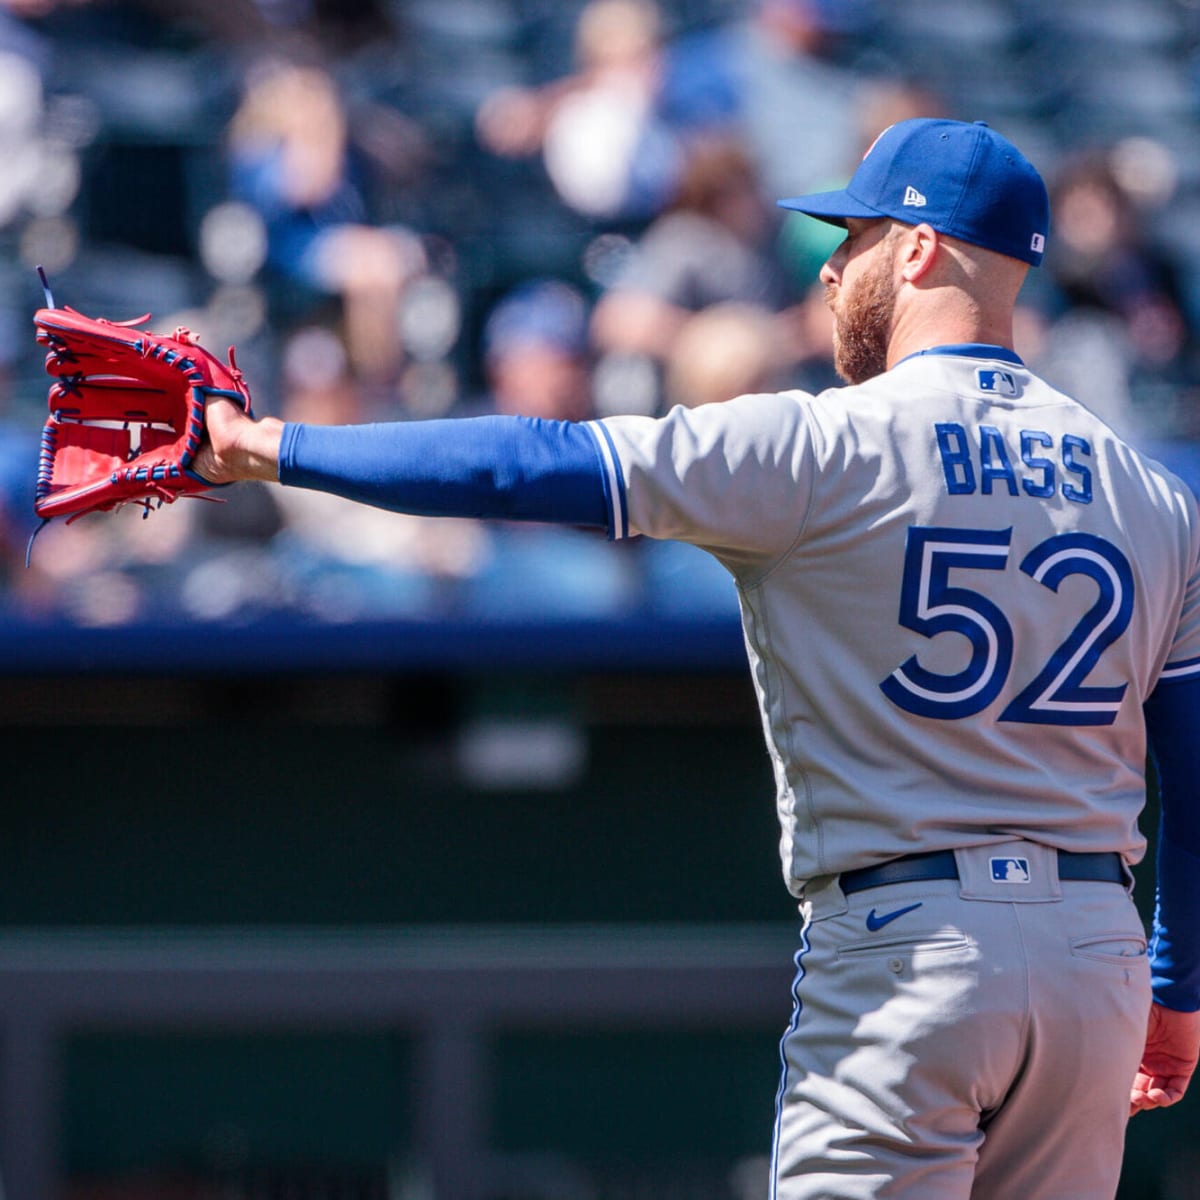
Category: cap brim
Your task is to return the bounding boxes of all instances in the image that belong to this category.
[776,188,883,226]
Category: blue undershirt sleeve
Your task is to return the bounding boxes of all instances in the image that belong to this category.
[277,415,612,532]
[1143,674,1200,1011]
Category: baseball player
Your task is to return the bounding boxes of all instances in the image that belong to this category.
[195,119,1200,1198]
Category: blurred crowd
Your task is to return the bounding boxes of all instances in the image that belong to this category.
[3,0,1200,628]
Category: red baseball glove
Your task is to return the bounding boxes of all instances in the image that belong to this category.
[33,304,252,525]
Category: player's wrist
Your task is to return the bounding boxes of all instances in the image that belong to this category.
[232,416,284,482]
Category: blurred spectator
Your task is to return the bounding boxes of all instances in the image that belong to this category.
[475,0,887,230]
[478,278,593,421]
[17,491,202,625]
[590,135,801,412]
[1047,152,1189,371]
[458,278,641,617]
[245,0,396,55]
[475,0,681,224]
[1032,150,1195,442]
[267,323,487,621]
[123,0,269,46]
[660,0,879,202]
[664,302,789,411]
[0,0,64,74]
[593,136,795,344]
[227,56,428,385]
[12,0,286,48]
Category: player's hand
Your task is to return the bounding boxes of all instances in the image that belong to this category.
[1129,1002,1200,1116]
[193,396,285,486]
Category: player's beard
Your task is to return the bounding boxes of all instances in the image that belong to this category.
[830,254,896,385]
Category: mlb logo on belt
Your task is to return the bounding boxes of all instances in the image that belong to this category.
[990,857,1031,883]
[977,368,1017,396]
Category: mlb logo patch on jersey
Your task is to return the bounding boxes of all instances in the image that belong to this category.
[990,856,1031,883]
[977,367,1018,397]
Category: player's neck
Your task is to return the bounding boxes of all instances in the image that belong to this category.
[886,303,1015,370]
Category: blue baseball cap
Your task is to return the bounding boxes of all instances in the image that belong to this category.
[778,118,1050,266]
[484,279,589,359]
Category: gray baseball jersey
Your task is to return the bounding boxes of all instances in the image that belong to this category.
[588,348,1200,894]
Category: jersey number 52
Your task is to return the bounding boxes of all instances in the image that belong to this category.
[879,526,1134,725]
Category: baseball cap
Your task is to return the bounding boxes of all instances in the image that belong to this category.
[483,279,589,359]
[778,118,1050,266]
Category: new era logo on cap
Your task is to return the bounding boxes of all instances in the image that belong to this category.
[903,186,927,207]
[1031,232,1046,253]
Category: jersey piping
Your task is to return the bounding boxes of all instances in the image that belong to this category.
[587,420,630,540]
[1158,654,1200,683]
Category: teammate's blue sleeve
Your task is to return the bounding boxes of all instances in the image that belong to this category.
[278,416,613,531]
[1143,675,1200,1011]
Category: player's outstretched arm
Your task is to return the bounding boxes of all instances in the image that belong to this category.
[1130,1003,1200,1115]
[194,396,284,485]
[194,396,612,529]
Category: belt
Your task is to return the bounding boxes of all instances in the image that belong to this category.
[839,849,1126,896]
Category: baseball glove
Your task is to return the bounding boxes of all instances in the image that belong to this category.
[32,302,252,527]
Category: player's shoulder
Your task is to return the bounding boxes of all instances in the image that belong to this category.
[592,387,822,456]
[1022,370,1199,504]
[660,387,822,430]
[1111,435,1200,528]
[794,367,916,427]
[1012,367,1200,527]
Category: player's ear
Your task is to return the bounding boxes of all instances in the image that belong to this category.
[898,223,939,283]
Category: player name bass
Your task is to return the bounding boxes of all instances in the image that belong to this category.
[934,422,1092,504]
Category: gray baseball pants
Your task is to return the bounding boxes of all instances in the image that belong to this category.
[771,841,1151,1199]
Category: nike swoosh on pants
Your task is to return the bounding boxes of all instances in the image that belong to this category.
[865,902,924,931]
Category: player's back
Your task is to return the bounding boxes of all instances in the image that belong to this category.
[740,351,1200,885]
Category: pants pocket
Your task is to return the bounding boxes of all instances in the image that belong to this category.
[836,929,971,959]
[1069,930,1148,966]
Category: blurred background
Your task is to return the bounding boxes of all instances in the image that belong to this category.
[0,0,1198,1196]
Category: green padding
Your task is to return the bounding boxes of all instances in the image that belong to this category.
[492,1028,779,1159]
[0,722,781,926]
[64,1032,412,1174]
